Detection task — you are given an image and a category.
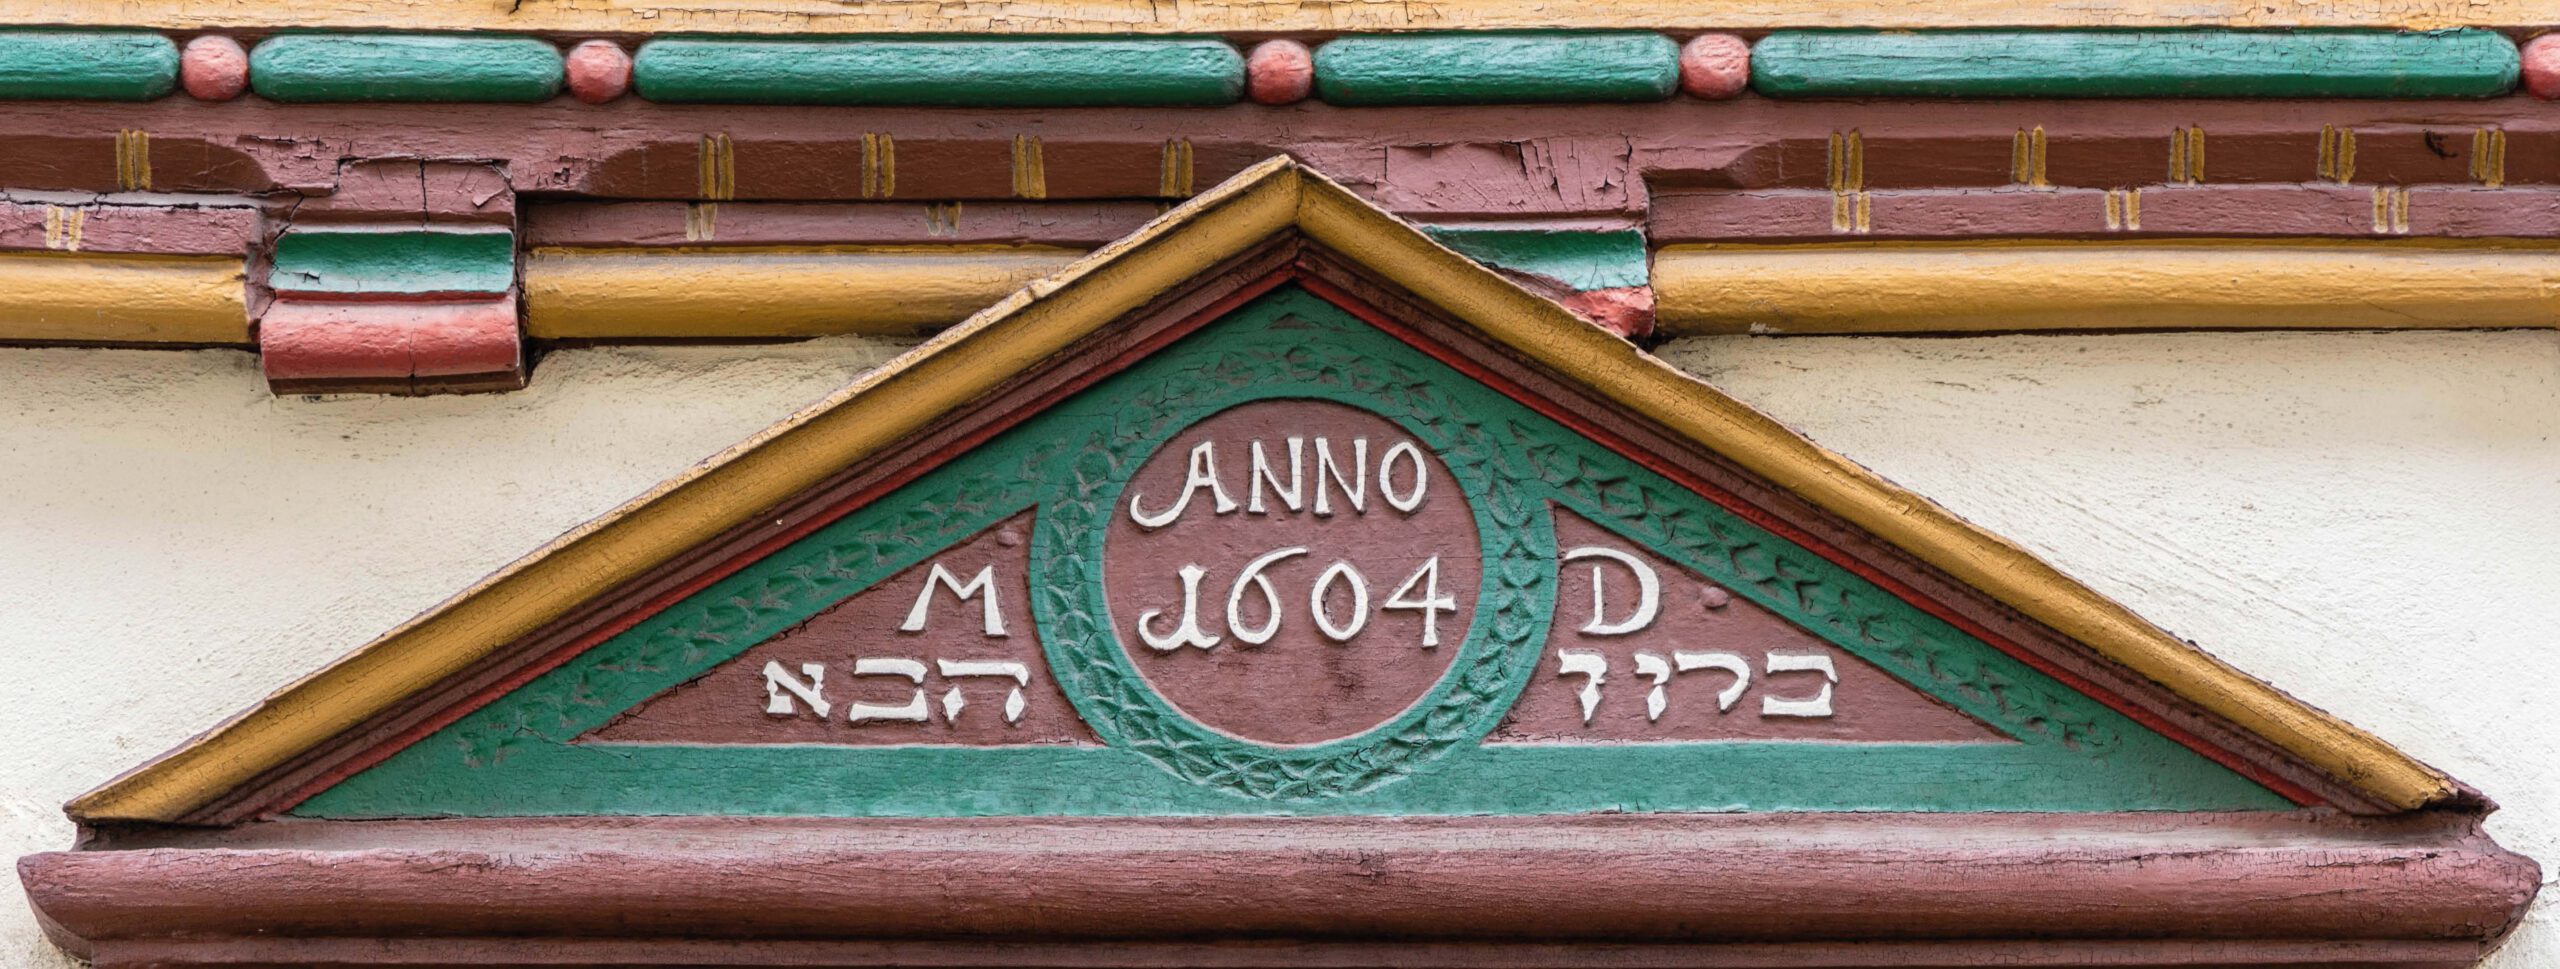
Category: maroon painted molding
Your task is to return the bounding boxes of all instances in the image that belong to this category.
[23,813,2538,968]
[9,99,2558,219]
[524,200,1161,248]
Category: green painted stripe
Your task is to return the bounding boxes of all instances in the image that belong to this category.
[270,230,516,296]
[634,39,1244,106]
[0,32,176,101]
[1753,29,2519,98]
[251,34,564,103]
[1425,227,1649,291]
[297,287,2281,820]
[1314,32,1678,106]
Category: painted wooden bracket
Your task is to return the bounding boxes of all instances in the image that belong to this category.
[258,159,522,394]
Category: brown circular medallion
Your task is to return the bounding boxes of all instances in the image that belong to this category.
[1105,399,1481,746]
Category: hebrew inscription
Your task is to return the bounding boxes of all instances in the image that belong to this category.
[597,412,1999,750]
[1488,509,2003,743]
[591,513,1100,745]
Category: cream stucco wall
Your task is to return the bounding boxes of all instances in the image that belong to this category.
[2,330,2552,965]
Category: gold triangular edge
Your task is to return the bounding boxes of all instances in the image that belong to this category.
[68,156,2454,823]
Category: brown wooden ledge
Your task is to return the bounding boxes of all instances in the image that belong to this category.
[23,812,2539,968]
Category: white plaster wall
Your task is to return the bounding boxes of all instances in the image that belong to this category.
[0,329,2552,965]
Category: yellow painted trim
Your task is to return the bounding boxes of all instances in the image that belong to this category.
[524,245,1087,339]
[2,0,2547,31]
[68,156,2453,824]
[1654,242,2560,334]
[0,252,247,345]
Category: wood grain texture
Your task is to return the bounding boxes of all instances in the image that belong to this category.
[635,38,1243,106]
[250,34,563,102]
[1753,30,2521,98]
[19,814,2540,966]
[0,31,174,100]
[0,252,246,344]
[523,245,1085,338]
[1314,33,1679,106]
[1653,241,2560,333]
[2,0,2552,32]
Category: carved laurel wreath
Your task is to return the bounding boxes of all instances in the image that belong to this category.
[458,296,2116,789]
[1032,312,1554,801]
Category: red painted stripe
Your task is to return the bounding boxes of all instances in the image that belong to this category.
[270,269,1297,816]
[277,265,2318,817]
[1293,270,2322,808]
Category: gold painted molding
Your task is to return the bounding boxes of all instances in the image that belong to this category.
[1655,241,2560,334]
[0,253,247,345]
[525,245,1086,339]
[3,0,2551,32]
[68,157,2454,824]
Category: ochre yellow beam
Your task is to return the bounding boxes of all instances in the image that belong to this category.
[0,0,2546,32]
[1655,242,2560,335]
[0,252,248,344]
[524,245,1086,339]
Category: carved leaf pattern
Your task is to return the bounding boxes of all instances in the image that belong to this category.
[448,293,2116,786]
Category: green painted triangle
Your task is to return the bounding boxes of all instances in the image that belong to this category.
[298,286,2286,818]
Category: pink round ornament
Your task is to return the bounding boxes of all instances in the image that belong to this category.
[2524,35,2560,100]
[180,35,250,102]
[1678,34,1752,100]
[566,40,634,105]
[1247,40,1315,105]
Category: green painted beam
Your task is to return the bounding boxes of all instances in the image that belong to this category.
[634,39,1244,106]
[270,230,516,297]
[1314,32,1678,106]
[0,32,176,101]
[1753,29,2519,98]
[1423,227,1649,291]
[251,34,563,103]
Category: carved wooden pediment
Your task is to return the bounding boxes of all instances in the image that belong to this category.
[21,158,2536,968]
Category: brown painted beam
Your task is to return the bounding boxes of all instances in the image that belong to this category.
[5,100,2557,218]
[23,814,2537,967]
[524,200,1162,248]
[1651,185,2560,241]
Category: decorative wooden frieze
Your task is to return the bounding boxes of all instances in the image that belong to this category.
[1752,29,2523,98]
[20,159,2536,967]
[0,31,175,100]
[248,33,564,102]
[257,159,524,394]
[633,38,1247,106]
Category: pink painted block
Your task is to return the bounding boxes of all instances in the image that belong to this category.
[260,298,520,391]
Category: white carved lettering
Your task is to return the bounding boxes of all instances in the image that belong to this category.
[1226,546,1308,645]
[1137,564,1223,651]
[1382,555,1457,647]
[1379,440,1428,512]
[1675,650,1753,712]
[937,658,1032,724]
[1557,649,1608,724]
[845,657,930,723]
[760,661,831,719]
[1761,653,1837,718]
[1312,437,1368,516]
[1563,546,1660,636]
[1631,651,1673,721]
[900,562,1008,637]
[1248,437,1305,514]
[1128,441,1239,529]
[1309,560,1371,641]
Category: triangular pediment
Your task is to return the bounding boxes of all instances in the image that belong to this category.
[71,158,2460,825]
